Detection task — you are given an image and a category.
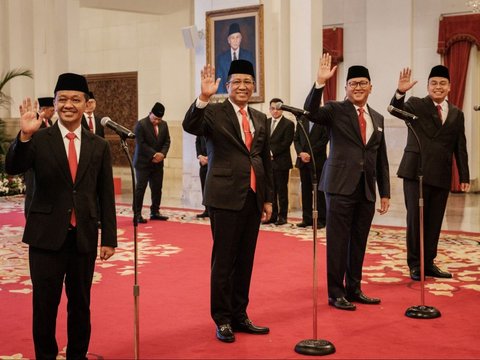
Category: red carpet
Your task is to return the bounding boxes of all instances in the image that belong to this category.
[1,196,480,359]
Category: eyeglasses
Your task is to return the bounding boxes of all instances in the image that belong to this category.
[347,81,370,89]
[228,79,255,87]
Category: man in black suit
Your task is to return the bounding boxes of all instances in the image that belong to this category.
[183,60,273,343]
[133,102,171,223]
[267,98,294,225]
[6,73,117,359]
[391,66,470,281]
[195,135,209,218]
[24,96,56,217]
[304,54,390,311]
[293,107,329,228]
[81,91,105,137]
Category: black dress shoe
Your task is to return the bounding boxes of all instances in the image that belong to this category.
[328,297,356,311]
[232,319,269,334]
[150,213,169,221]
[410,267,421,281]
[275,218,287,225]
[317,221,326,229]
[425,264,452,278]
[296,221,312,228]
[346,291,381,304]
[136,216,147,224]
[196,211,209,218]
[216,324,235,343]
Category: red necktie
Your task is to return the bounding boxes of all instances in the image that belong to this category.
[239,108,256,192]
[358,107,367,144]
[88,115,94,132]
[44,119,50,127]
[436,104,443,125]
[154,125,158,137]
[66,132,77,226]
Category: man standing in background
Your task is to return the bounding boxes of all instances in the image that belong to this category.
[195,135,209,218]
[266,98,294,225]
[133,102,171,223]
[82,91,105,137]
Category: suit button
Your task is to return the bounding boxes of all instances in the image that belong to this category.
[73,190,77,194]
[68,209,72,214]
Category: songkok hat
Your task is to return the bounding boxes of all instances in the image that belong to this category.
[38,97,54,107]
[88,91,95,99]
[346,65,371,81]
[228,59,255,79]
[54,73,89,94]
[428,65,450,80]
[151,102,165,117]
[228,23,241,36]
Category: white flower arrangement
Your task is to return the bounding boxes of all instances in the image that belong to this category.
[0,173,25,196]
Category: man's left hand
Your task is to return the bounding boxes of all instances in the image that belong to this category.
[99,246,115,261]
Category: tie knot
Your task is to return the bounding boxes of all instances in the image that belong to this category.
[239,108,247,116]
[358,107,364,114]
[436,104,442,111]
[66,133,76,140]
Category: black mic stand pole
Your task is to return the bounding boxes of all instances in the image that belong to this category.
[294,116,335,356]
[118,135,141,358]
[402,119,441,319]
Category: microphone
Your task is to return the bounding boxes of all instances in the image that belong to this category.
[474,105,480,111]
[387,105,418,121]
[100,117,135,139]
[274,102,310,116]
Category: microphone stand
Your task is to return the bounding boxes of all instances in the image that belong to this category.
[400,118,440,319]
[118,134,141,358]
[294,116,335,356]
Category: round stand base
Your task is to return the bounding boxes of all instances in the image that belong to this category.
[295,339,335,356]
[405,305,441,319]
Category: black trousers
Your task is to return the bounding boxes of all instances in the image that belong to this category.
[325,177,375,298]
[134,166,164,216]
[199,164,208,211]
[209,190,261,325]
[403,179,449,269]
[299,164,326,224]
[271,168,290,221]
[29,229,96,360]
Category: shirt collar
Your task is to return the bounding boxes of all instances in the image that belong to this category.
[58,120,82,139]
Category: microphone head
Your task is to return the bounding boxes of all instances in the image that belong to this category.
[100,117,111,127]
[474,105,480,111]
[274,102,283,110]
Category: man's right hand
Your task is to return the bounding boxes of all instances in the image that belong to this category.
[199,64,220,102]
[19,97,43,141]
[316,53,337,86]
[397,67,418,94]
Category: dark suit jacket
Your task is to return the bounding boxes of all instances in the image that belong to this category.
[293,117,329,171]
[82,113,105,137]
[269,116,294,171]
[304,86,390,202]
[183,99,273,212]
[6,123,117,253]
[216,48,255,93]
[195,135,207,159]
[390,95,469,189]
[133,117,171,169]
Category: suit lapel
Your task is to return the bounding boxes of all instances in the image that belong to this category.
[76,128,95,184]
[345,101,365,145]
[48,124,73,184]
[222,101,245,148]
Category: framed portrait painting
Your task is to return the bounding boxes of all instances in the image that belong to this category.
[206,5,264,103]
